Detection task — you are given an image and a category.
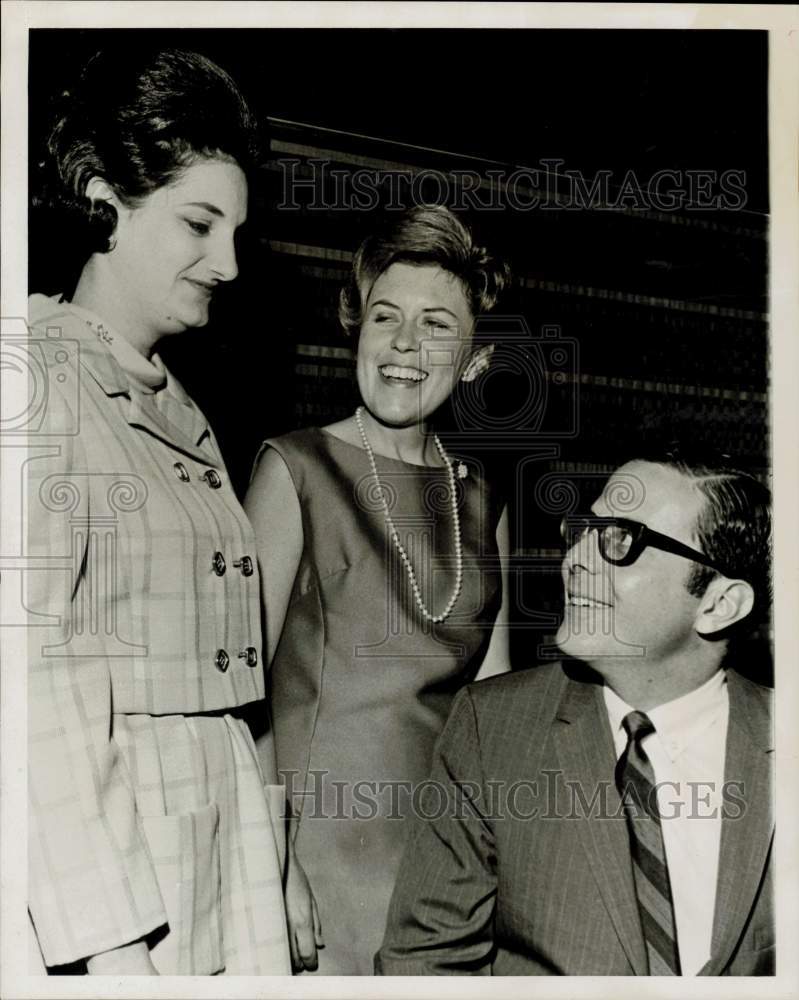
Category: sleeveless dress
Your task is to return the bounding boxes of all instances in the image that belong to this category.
[261,427,503,974]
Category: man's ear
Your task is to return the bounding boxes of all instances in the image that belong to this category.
[694,576,755,637]
[460,343,494,383]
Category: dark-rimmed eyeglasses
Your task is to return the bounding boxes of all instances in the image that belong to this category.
[560,513,725,573]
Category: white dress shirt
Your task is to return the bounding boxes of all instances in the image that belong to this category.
[603,670,729,976]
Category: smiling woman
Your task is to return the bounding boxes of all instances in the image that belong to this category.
[244,205,512,974]
[354,261,485,432]
[26,48,293,976]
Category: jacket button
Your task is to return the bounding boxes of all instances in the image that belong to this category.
[233,556,254,577]
[202,469,222,489]
[214,649,230,672]
[238,646,258,668]
[173,462,191,482]
[212,551,226,576]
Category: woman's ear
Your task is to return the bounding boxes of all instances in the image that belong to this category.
[84,176,125,252]
[460,343,495,383]
[85,176,120,211]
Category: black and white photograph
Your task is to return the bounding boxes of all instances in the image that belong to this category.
[1,2,797,997]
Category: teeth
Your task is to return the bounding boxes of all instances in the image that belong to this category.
[380,365,427,382]
[568,596,608,608]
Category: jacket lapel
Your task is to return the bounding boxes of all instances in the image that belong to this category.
[552,671,648,974]
[699,670,774,976]
[77,334,220,468]
[125,390,219,468]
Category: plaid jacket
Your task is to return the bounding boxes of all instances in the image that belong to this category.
[26,296,266,965]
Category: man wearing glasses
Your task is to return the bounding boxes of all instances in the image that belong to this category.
[377,449,773,976]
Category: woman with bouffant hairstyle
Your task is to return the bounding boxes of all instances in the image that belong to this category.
[245,204,512,974]
[27,47,302,976]
[32,45,259,294]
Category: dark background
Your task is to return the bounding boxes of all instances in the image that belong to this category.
[28,28,771,678]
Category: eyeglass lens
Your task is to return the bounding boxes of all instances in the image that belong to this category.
[561,518,636,564]
[600,523,634,561]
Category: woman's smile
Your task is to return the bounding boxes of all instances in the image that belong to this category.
[378,364,429,384]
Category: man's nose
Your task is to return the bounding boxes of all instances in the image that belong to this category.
[564,527,600,574]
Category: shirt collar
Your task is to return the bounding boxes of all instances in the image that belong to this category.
[30,294,212,451]
[603,669,728,762]
[65,300,167,392]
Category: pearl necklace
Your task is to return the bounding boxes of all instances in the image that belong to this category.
[354,407,463,624]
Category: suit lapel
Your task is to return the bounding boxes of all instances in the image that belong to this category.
[552,671,648,974]
[700,670,773,976]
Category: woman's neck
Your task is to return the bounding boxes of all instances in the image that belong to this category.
[328,409,442,466]
[72,259,159,359]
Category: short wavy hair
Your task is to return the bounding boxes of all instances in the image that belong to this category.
[35,47,259,256]
[639,446,772,624]
[338,205,510,337]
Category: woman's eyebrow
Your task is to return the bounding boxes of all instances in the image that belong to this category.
[369,299,459,321]
[421,306,459,320]
[180,200,225,217]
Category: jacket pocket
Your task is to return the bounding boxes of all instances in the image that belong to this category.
[141,802,223,974]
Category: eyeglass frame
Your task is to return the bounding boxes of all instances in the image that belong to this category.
[560,512,727,574]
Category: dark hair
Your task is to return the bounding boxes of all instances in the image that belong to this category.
[338,204,510,337]
[640,446,772,622]
[35,47,259,256]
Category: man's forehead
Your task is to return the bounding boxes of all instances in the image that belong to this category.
[595,461,703,539]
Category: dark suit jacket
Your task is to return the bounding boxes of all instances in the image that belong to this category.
[376,662,774,975]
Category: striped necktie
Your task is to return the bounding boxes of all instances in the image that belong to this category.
[616,710,681,975]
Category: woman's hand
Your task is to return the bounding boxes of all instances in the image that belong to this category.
[285,840,323,972]
[85,939,159,975]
